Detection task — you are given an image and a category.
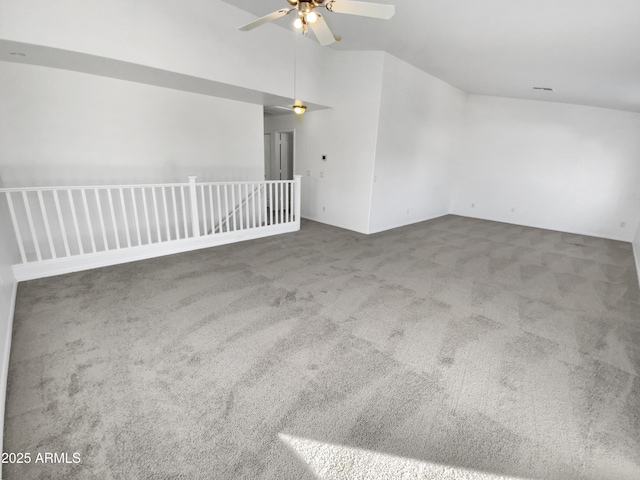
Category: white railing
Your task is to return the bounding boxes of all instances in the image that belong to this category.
[0,176,301,281]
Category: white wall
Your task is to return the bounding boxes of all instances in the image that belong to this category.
[368,53,467,233]
[265,51,385,234]
[0,62,264,186]
[0,0,302,102]
[451,95,640,241]
[0,186,18,468]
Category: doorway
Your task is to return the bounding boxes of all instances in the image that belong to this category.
[264,130,294,218]
[265,131,294,181]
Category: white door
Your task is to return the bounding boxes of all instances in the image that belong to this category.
[263,133,272,180]
[264,131,294,213]
[266,131,293,181]
[278,132,294,181]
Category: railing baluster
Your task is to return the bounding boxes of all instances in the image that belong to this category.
[292,181,296,223]
[287,182,291,222]
[201,185,207,236]
[67,190,84,255]
[244,184,250,230]
[263,184,267,225]
[6,193,27,264]
[187,177,199,238]
[290,181,294,222]
[94,189,109,251]
[107,188,121,250]
[53,190,71,257]
[118,187,132,248]
[269,183,274,226]
[257,184,263,227]
[162,187,170,241]
[285,182,289,223]
[277,183,282,224]
[22,191,42,261]
[236,184,243,230]
[131,187,142,247]
[247,184,251,229]
[217,185,223,233]
[141,188,151,245]
[152,187,161,244]
[171,186,180,240]
[285,181,289,223]
[208,185,215,235]
[270,183,274,225]
[180,186,188,238]
[278,182,284,223]
[278,182,282,224]
[231,184,238,231]
[238,185,243,230]
[237,185,242,230]
[37,190,56,259]
[81,189,97,253]
[251,184,257,228]
[240,184,245,229]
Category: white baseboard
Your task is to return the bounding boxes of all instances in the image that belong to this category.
[0,281,18,480]
[300,215,369,235]
[448,210,632,242]
[13,224,298,282]
[367,212,449,235]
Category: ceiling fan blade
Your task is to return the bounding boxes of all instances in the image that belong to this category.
[325,0,395,19]
[238,8,293,31]
[309,14,336,46]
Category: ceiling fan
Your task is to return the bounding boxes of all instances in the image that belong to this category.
[238,0,395,46]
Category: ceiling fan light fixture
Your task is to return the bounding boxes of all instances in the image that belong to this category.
[238,0,396,45]
[292,99,307,115]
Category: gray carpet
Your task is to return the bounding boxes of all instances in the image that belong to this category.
[4,215,640,480]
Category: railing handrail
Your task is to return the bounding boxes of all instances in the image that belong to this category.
[0,183,189,192]
[0,178,299,193]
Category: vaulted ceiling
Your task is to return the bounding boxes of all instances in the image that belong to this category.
[223,0,640,113]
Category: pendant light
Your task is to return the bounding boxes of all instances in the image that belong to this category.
[292,33,307,115]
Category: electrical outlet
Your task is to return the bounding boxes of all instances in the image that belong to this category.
[306,170,310,176]
[319,172,324,178]
[374,175,377,183]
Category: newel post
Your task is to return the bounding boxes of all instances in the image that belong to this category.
[188,176,201,237]
[294,175,302,230]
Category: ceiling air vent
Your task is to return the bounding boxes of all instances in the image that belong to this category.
[533,87,554,92]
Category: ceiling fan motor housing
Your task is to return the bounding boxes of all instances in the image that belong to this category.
[297,0,314,14]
